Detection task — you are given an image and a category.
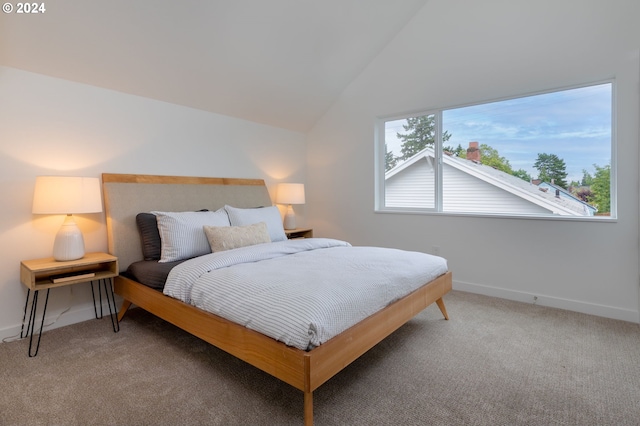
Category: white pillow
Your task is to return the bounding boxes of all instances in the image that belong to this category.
[224,205,287,242]
[204,222,271,252]
[152,209,230,262]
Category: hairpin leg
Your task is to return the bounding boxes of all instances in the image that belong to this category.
[103,278,120,332]
[90,281,99,319]
[91,278,119,332]
[21,288,50,357]
[20,288,31,339]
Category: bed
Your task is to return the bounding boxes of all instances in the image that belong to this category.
[102,173,452,425]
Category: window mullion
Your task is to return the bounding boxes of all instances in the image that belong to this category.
[434,111,443,212]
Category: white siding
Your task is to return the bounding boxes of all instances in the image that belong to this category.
[442,166,551,214]
[385,157,435,208]
[385,158,552,214]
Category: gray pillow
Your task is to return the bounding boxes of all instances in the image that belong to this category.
[136,213,162,261]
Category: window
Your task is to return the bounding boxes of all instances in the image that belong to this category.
[376,82,614,219]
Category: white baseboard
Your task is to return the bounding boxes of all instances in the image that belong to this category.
[453,279,640,323]
[0,302,116,343]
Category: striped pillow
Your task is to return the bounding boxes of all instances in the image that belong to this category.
[152,209,230,262]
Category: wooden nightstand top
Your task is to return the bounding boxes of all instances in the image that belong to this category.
[20,252,118,290]
[284,228,313,239]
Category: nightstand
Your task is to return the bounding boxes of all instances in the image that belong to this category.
[19,252,119,357]
[285,228,313,239]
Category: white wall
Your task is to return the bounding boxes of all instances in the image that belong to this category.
[0,66,307,340]
[307,0,640,321]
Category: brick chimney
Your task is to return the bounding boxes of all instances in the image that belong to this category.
[467,142,481,163]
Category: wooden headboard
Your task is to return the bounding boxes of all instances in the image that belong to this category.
[102,173,273,272]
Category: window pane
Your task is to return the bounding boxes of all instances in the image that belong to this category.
[440,84,611,216]
[384,115,437,209]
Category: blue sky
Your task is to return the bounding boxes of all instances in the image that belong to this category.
[386,83,612,185]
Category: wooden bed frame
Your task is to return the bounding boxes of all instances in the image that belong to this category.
[102,173,452,425]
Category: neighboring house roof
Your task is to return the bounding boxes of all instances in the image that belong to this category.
[385,147,595,216]
[537,182,598,215]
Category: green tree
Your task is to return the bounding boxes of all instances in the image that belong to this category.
[444,144,466,157]
[385,144,398,171]
[590,163,610,214]
[477,144,513,174]
[581,169,594,186]
[533,153,568,189]
[512,169,532,182]
[396,115,451,161]
[454,142,531,182]
[480,144,534,182]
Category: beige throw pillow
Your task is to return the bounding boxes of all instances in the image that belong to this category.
[204,222,271,252]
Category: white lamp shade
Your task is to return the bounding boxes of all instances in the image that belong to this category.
[276,183,305,205]
[32,176,102,214]
[32,176,102,261]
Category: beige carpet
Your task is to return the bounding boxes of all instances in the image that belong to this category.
[1,290,639,425]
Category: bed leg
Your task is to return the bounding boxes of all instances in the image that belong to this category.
[435,297,449,320]
[117,300,132,322]
[304,391,313,426]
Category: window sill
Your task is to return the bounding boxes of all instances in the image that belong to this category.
[374,208,617,223]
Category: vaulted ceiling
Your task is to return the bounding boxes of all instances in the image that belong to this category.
[0,0,427,132]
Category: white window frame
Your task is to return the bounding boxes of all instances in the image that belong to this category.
[374,81,617,221]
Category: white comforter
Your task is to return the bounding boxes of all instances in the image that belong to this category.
[163,238,448,350]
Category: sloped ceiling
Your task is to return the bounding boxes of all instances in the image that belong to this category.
[0,0,427,132]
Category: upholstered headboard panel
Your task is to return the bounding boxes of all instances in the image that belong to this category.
[102,173,273,272]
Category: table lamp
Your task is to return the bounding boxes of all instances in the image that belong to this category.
[32,176,103,261]
[276,183,305,230]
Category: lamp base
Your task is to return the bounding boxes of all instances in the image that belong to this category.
[283,205,296,230]
[53,215,86,261]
